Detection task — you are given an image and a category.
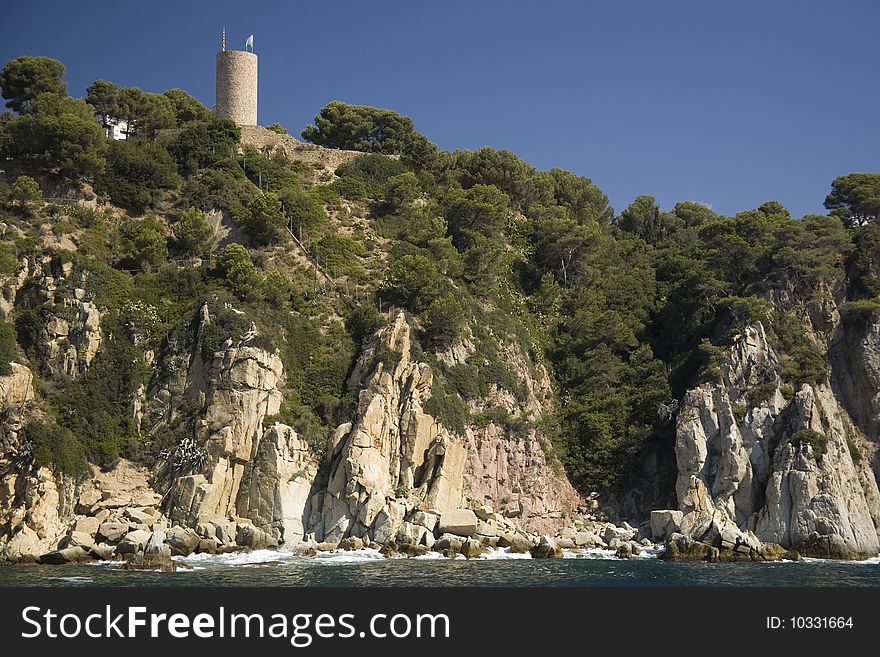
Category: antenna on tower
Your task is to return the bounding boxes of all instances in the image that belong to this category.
[221,27,226,51]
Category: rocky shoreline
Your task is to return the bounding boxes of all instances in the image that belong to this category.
[4,466,807,569]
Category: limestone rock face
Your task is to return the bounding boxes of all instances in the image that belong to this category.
[832,312,880,445]
[0,257,30,320]
[673,322,880,559]
[236,423,320,544]
[15,261,103,379]
[0,465,79,562]
[320,313,464,543]
[166,329,283,528]
[0,363,34,406]
[316,312,579,545]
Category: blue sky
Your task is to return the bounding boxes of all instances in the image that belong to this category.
[2,0,878,217]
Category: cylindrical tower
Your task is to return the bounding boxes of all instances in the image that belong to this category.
[215,50,258,125]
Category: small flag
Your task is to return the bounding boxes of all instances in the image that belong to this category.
[245,35,254,52]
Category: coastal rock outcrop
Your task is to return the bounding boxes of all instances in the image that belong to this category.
[164,303,284,531]
[671,322,880,559]
[319,313,466,543]
[317,313,579,545]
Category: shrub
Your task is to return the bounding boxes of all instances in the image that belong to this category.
[790,429,828,459]
[170,208,214,256]
[0,320,18,374]
[54,334,148,468]
[381,253,443,312]
[424,379,469,435]
[770,312,828,386]
[158,435,208,476]
[313,234,365,273]
[99,139,178,210]
[746,382,777,408]
[841,299,880,315]
[345,304,384,344]
[279,187,325,236]
[214,244,263,300]
[332,175,369,201]
[0,243,20,276]
[236,192,287,245]
[199,303,251,361]
[266,122,288,135]
[9,175,42,215]
[20,421,91,480]
[171,116,240,175]
[336,153,407,190]
[846,436,862,463]
[732,403,747,425]
[423,294,465,350]
[119,217,168,271]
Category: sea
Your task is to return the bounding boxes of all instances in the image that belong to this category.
[1,547,878,587]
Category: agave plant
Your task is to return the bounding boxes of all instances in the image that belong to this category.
[159,436,209,477]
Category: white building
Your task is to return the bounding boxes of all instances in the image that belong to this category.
[102,115,129,140]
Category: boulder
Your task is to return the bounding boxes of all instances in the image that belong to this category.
[339,536,365,551]
[125,508,154,525]
[461,538,483,559]
[145,528,171,559]
[64,531,96,550]
[236,523,274,549]
[316,542,339,552]
[438,509,478,537]
[474,505,494,521]
[402,543,429,558]
[89,543,116,561]
[477,535,499,548]
[40,546,91,564]
[615,543,633,559]
[509,533,533,554]
[660,533,720,562]
[410,511,438,532]
[197,538,219,554]
[530,535,563,559]
[433,534,463,552]
[167,526,201,556]
[116,529,152,555]
[574,532,601,547]
[97,521,129,543]
[78,488,102,510]
[602,525,634,545]
[73,516,100,536]
[556,537,575,549]
[649,510,683,541]
[122,553,177,572]
[196,522,217,539]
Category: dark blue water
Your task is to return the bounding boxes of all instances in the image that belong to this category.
[1,548,878,587]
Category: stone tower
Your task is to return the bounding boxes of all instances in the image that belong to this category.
[215,34,258,125]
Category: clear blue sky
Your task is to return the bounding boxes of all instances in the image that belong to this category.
[2,0,878,217]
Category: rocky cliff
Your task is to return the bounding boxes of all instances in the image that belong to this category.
[316,313,578,547]
[667,322,880,559]
[0,300,580,563]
